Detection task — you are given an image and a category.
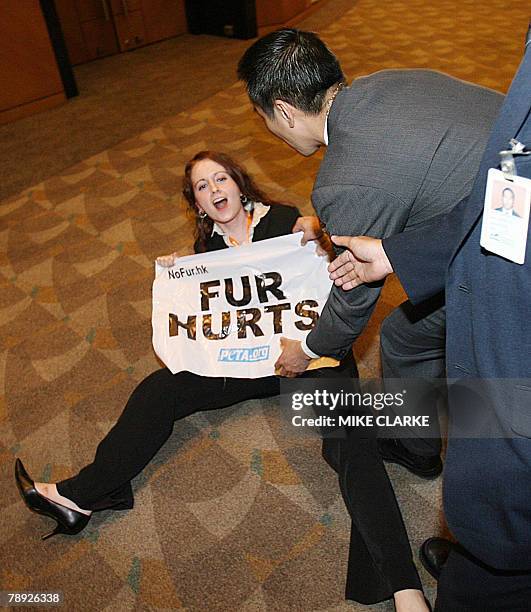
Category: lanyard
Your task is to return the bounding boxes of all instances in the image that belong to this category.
[499,138,531,180]
[228,212,253,246]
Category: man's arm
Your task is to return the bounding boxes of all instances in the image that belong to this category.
[305,185,410,359]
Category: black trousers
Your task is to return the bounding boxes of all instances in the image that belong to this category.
[57,360,421,603]
[57,368,282,510]
[380,294,447,457]
[435,545,531,611]
[322,429,422,602]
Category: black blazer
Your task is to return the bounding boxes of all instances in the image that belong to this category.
[194,203,300,254]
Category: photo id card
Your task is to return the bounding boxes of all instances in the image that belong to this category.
[480,168,530,264]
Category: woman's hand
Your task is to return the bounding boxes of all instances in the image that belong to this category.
[292,216,332,257]
[156,252,179,267]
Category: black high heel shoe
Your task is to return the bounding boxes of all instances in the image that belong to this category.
[15,458,91,540]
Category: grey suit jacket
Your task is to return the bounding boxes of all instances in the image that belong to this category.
[306,69,503,358]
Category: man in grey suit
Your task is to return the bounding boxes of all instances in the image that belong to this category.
[238,29,502,476]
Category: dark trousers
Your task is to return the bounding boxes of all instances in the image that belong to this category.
[380,295,446,457]
[323,429,422,602]
[435,545,531,611]
[57,359,420,603]
[57,369,282,510]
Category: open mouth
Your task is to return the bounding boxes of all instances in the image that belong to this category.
[212,197,228,209]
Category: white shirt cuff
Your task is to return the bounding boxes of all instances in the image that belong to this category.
[301,337,321,359]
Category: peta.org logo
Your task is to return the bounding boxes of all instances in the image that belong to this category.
[218,346,270,362]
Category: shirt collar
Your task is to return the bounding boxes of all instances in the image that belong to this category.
[323,82,346,147]
[212,201,271,245]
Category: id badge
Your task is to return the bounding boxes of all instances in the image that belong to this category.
[480,168,531,264]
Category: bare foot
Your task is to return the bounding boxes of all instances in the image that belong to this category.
[394,588,429,612]
[35,483,92,516]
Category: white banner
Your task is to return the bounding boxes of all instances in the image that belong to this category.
[152,234,332,378]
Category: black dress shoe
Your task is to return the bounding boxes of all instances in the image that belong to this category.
[377,438,442,479]
[15,459,91,540]
[419,537,453,580]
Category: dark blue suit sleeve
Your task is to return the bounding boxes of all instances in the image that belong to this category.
[382,196,471,304]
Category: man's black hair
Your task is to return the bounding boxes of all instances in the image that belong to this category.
[237,28,344,117]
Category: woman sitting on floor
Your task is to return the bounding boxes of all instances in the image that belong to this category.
[15,150,428,612]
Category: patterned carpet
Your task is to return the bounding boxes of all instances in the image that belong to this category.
[1,1,529,610]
